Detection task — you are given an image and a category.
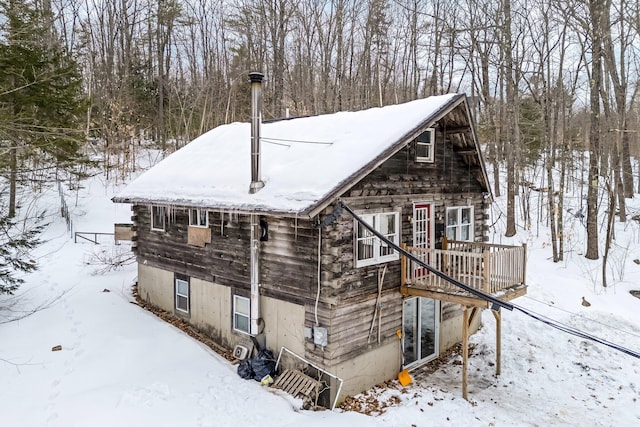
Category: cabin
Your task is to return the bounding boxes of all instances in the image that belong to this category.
[113,73,526,405]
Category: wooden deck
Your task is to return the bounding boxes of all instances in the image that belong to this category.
[400,240,527,307]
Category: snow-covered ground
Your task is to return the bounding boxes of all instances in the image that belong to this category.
[1,164,639,426]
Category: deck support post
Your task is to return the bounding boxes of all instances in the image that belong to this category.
[462,306,469,400]
[492,308,502,375]
[461,306,481,400]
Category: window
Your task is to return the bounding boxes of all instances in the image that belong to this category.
[415,128,435,163]
[189,208,208,227]
[233,295,250,334]
[446,206,473,241]
[175,277,189,313]
[356,212,400,267]
[151,205,166,231]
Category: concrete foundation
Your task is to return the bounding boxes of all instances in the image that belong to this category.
[439,308,482,352]
[330,339,402,401]
[261,295,306,356]
[137,263,305,352]
[138,263,174,310]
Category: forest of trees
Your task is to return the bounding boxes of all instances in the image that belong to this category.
[1,0,640,290]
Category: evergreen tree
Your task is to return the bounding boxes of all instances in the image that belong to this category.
[0,202,43,294]
[0,0,86,217]
[0,0,85,293]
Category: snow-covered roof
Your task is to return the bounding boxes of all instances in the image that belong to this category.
[113,94,468,216]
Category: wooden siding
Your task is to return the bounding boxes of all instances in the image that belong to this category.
[317,130,488,302]
[259,217,318,305]
[304,289,402,367]
[135,207,251,288]
[134,207,318,304]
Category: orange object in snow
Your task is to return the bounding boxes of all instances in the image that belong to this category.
[398,369,412,387]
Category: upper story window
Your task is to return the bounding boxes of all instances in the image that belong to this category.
[446,206,473,241]
[151,205,166,231]
[415,128,435,163]
[356,212,400,267]
[189,208,208,228]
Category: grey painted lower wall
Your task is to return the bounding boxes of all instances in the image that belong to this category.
[439,308,482,352]
[137,263,306,354]
[138,263,174,309]
[331,339,402,399]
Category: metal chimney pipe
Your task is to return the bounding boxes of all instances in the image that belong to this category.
[248,72,264,337]
[248,72,265,194]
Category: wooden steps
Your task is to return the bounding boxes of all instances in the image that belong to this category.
[272,369,319,407]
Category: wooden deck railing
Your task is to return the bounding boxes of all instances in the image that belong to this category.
[403,241,526,296]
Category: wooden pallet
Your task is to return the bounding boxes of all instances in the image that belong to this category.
[273,369,319,406]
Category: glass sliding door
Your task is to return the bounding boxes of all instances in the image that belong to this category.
[403,297,439,367]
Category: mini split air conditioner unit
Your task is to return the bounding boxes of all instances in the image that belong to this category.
[233,344,250,360]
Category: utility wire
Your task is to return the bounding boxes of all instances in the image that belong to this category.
[262,139,290,147]
[523,295,640,340]
[330,201,640,360]
[261,136,333,145]
[510,303,640,359]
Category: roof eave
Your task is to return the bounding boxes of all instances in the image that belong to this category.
[460,96,493,199]
[112,195,315,219]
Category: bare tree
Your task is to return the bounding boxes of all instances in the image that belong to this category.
[585,0,605,260]
[503,0,519,237]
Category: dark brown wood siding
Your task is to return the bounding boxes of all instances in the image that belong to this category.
[259,217,317,304]
[134,207,318,304]
[304,289,402,368]
[135,208,252,288]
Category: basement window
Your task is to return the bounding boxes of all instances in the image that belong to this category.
[446,206,474,241]
[356,212,400,267]
[175,276,190,314]
[151,205,166,231]
[189,208,208,228]
[415,128,435,163]
[233,295,250,334]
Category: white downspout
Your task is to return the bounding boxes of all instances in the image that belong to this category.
[250,213,261,335]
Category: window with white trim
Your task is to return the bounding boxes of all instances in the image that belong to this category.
[446,206,473,241]
[415,128,435,163]
[356,212,400,267]
[175,277,189,313]
[189,208,208,227]
[151,205,166,231]
[233,295,250,334]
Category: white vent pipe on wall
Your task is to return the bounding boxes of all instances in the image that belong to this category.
[250,213,261,336]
